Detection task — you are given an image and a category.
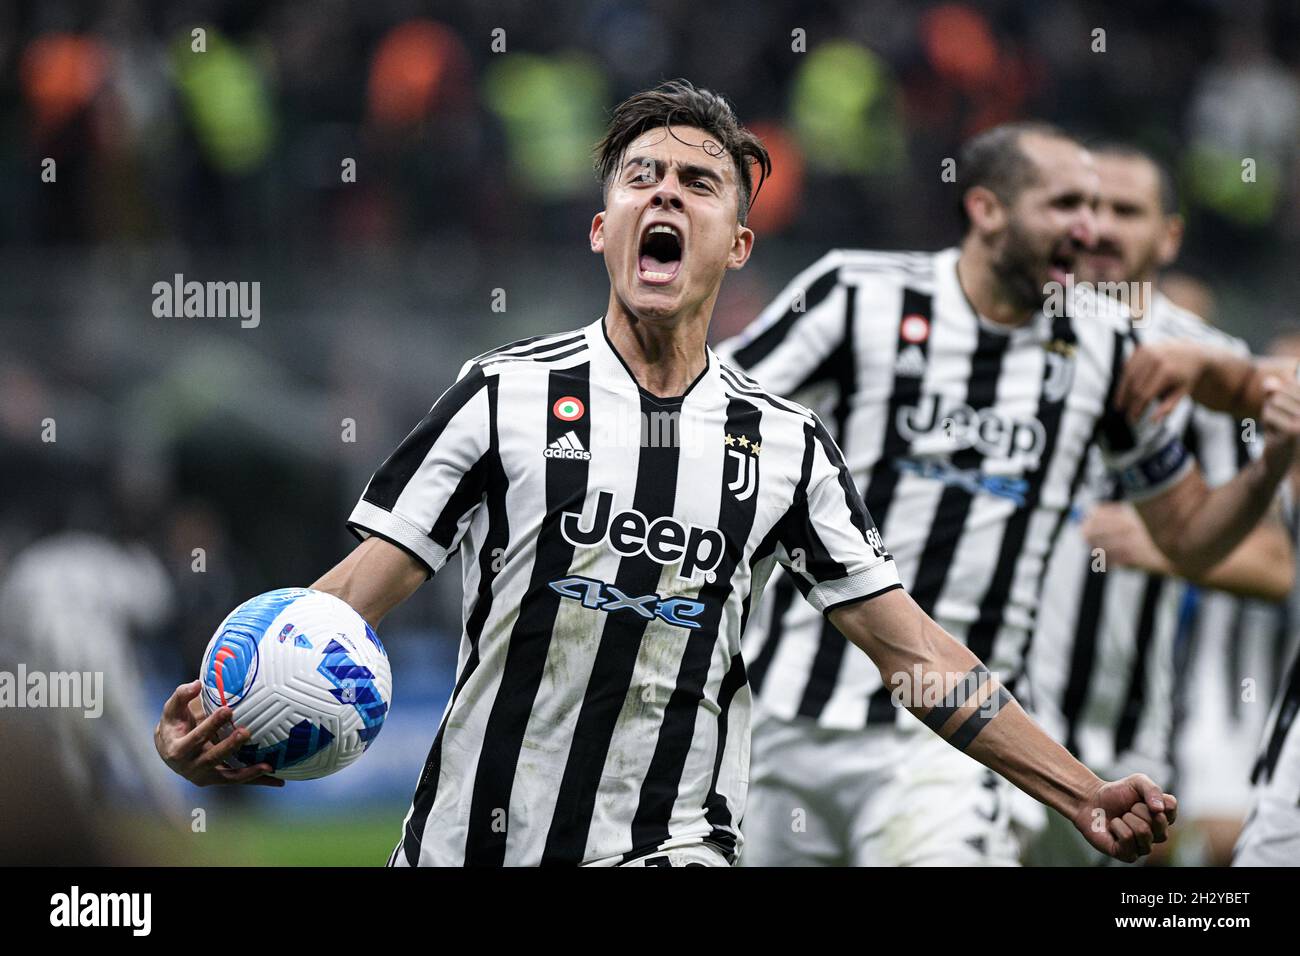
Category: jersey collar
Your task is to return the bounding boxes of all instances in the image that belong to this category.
[587,315,723,408]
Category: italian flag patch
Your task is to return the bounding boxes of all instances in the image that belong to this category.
[553,396,585,422]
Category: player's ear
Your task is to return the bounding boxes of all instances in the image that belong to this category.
[964,186,1005,235]
[727,222,754,271]
[590,211,605,254]
[1156,213,1184,268]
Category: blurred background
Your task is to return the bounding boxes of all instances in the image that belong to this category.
[2,0,1299,864]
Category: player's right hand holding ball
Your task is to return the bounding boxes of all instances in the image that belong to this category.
[153,680,284,787]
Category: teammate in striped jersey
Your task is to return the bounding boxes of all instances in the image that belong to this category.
[1235,332,1300,866]
[1024,144,1295,866]
[719,123,1300,866]
[155,85,1180,867]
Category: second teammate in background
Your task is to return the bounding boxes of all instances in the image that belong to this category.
[1025,142,1295,866]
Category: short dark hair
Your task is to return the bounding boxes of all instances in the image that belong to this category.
[957,121,1073,231]
[1086,140,1180,216]
[594,79,771,225]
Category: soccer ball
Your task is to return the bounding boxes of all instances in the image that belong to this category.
[199,587,392,780]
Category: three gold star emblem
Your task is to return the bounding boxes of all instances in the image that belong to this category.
[724,433,760,455]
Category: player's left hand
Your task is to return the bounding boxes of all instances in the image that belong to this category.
[1072,774,1177,863]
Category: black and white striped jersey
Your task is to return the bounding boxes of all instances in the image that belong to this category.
[1237,490,1300,862]
[1030,294,1276,783]
[1247,490,1300,808]
[718,247,1190,729]
[1178,588,1292,808]
[347,317,900,866]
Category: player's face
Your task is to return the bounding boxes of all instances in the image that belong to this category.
[994,134,1100,309]
[1079,154,1177,286]
[591,125,753,323]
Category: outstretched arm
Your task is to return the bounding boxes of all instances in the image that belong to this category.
[784,408,1174,860]
[830,588,1176,862]
[158,353,489,790]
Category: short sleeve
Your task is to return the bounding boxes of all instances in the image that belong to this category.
[777,415,901,614]
[716,250,850,396]
[1098,333,1194,501]
[347,360,493,577]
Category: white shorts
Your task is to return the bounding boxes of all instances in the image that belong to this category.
[738,707,1021,866]
[1232,792,1300,866]
[1178,752,1257,822]
[1232,659,1300,866]
[614,844,731,867]
[1175,596,1283,821]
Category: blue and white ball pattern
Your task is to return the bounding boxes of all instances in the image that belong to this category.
[199,588,392,780]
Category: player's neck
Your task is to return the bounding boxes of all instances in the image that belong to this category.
[603,300,710,399]
[1124,270,1159,322]
[956,243,1036,329]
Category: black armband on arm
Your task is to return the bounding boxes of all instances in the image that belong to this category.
[948,685,1013,751]
[919,663,992,733]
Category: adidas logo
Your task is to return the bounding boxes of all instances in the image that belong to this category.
[544,431,591,460]
[895,344,926,378]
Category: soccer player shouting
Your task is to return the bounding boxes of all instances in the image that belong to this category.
[158,84,1179,867]
[720,123,1300,867]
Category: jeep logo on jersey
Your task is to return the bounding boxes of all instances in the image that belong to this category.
[897,394,1046,466]
[561,489,726,582]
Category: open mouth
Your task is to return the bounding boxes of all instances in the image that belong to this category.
[1084,246,1123,267]
[1047,248,1075,285]
[638,223,683,284]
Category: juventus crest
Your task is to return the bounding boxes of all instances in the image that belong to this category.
[724,432,760,500]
